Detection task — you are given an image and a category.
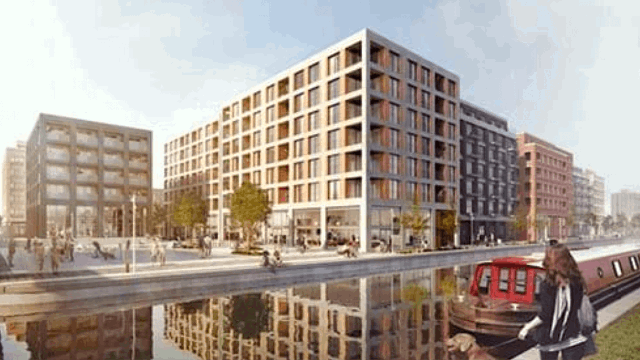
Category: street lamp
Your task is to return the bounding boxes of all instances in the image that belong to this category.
[130,192,138,273]
[468,212,474,245]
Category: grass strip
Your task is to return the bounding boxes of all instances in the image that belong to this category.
[586,301,640,360]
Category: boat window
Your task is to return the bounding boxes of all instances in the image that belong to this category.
[612,260,623,278]
[629,256,639,272]
[499,268,509,292]
[515,269,527,294]
[478,267,491,295]
[597,267,604,278]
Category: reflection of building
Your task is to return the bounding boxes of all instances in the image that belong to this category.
[458,101,518,244]
[516,133,574,242]
[2,141,27,237]
[164,268,458,359]
[26,114,152,238]
[8,307,152,360]
[163,28,461,250]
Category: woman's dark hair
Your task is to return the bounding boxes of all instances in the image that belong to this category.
[543,244,587,289]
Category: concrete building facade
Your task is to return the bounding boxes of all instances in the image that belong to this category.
[2,141,27,237]
[611,190,640,220]
[26,114,152,238]
[573,166,605,236]
[163,29,461,251]
[516,133,574,242]
[458,101,518,245]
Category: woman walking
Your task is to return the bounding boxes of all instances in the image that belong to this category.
[518,244,589,360]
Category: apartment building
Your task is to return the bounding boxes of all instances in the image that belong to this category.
[26,114,152,238]
[164,268,460,360]
[163,29,460,251]
[458,101,518,244]
[573,167,606,236]
[9,307,152,359]
[611,189,640,220]
[2,141,26,237]
[516,133,574,242]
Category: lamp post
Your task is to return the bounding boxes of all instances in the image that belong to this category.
[468,212,474,245]
[131,192,137,273]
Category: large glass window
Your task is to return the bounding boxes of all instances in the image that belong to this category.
[46,205,68,235]
[76,206,98,237]
[294,209,321,247]
[328,104,340,125]
[328,130,339,150]
[328,155,340,175]
[328,180,340,200]
[326,207,359,246]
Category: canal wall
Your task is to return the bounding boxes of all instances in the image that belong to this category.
[0,237,637,319]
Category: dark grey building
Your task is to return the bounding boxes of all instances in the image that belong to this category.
[26,114,152,238]
[458,101,518,244]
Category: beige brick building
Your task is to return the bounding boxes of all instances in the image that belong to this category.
[163,29,460,251]
[2,141,26,237]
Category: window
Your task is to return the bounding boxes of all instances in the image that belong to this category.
[328,53,340,75]
[478,267,491,294]
[294,116,304,135]
[328,130,339,150]
[407,134,417,153]
[390,52,400,72]
[294,140,304,157]
[308,111,320,131]
[266,147,275,164]
[421,67,430,86]
[328,155,340,174]
[253,131,261,147]
[253,112,261,127]
[407,158,417,177]
[308,87,320,107]
[294,70,304,90]
[328,104,340,125]
[612,260,623,278]
[499,268,509,292]
[390,129,399,149]
[266,169,274,184]
[266,106,275,123]
[407,110,417,129]
[421,91,430,109]
[309,63,320,83]
[390,78,399,98]
[328,79,339,99]
[309,159,319,178]
[422,160,430,178]
[629,256,638,271]
[515,269,527,294]
[267,85,275,102]
[408,85,417,105]
[390,103,399,124]
[406,182,417,199]
[421,137,429,155]
[294,94,304,113]
[266,126,275,143]
[389,180,399,199]
[389,155,399,174]
[328,180,340,199]
[308,135,319,154]
[293,162,303,180]
[421,114,430,133]
[309,182,319,201]
[408,60,417,80]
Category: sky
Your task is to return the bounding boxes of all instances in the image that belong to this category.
[1,0,639,215]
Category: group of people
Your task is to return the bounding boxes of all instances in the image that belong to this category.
[262,248,283,272]
[5,229,76,274]
[198,235,214,258]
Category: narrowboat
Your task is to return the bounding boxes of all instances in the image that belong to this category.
[449,244,640,337]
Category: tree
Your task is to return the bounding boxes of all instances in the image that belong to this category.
[229,182,272,250]
[400,197,431,248]
[585,212,598,236]
[631,213,640,230]
[172,192,206,240]
[436,197,458,249]
[616,213,628,233]
[508,202,529,240]
[149,203,168,236]
[229,293,270,340]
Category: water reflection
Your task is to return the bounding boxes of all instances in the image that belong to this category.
[1,265,473,360]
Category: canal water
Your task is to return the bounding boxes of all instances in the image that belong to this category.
[0,263,528,359]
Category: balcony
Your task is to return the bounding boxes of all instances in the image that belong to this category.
[346,126,362,146]
[77,192,98,201]
[104,175,124,185]
[129,177,148,187]
[346,97,362,120]
[346,69,362,94]
[370,70,384,94]
[103,157,124,167]
[129,140,149,153]
[346,152,362,172]
[77,171,98,183]
[346,42,362,67]
[104,136,124,150]
[77,154,98,165]
[370,42,384,68]
[46,129,70,143]
[77,134,98,147]
[47,151,70,163]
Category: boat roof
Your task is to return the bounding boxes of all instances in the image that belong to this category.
[488,243,640,268]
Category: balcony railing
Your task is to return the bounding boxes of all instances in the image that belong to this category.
[104,138,124,149]
[129,177,148,186]
[129,161,148,170]
[77,193,98,201]
[77,174,98,182]
[104,158,124,167]
[77,155,98,164]
[47,153,70,162]
[104,176,124,185]
[77,136,98,147]
[47,131,70,142]
[129,142,149,152]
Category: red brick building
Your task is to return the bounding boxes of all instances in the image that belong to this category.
[516,133,574,242]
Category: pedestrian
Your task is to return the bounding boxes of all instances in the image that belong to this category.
[50,244,61,275]
[518,244,588,360]
[65,233,75,262]
[25,237,32,253]
[34,240,45,272]
[7,235,16,267]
